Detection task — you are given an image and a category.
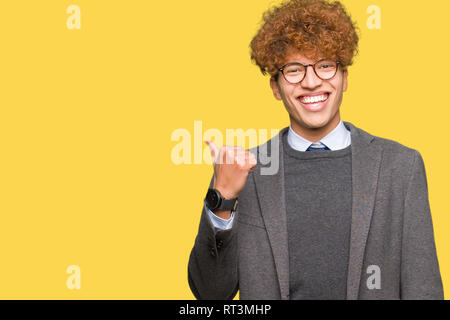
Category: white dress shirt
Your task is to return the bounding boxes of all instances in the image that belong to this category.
[287,119,351,151]
[206,119,352,230]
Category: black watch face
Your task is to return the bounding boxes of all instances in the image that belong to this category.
[206,189,220,210]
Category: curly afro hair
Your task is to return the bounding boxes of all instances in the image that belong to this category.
[250,0,359,78]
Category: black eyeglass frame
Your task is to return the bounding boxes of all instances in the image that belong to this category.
[278,58,341,84]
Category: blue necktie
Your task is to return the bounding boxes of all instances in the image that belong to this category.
[306,142,330,151]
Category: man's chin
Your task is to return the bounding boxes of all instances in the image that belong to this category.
[298,117,330,130]
[289,110,338,131]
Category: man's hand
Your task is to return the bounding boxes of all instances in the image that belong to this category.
[205,140,257,200]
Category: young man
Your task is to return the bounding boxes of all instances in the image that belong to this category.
[188,0,443,299]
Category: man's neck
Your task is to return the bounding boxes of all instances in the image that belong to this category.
[290,115,341,143]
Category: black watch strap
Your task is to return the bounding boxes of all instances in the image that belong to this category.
[219,197,238,211]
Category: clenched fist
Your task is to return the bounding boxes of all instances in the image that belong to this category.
[205,140,257,201]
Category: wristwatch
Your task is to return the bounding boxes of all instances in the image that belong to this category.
[204,188,238,211]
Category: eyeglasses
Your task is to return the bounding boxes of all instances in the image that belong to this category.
[278,59,340,84]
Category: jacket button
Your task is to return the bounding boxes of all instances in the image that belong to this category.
[210,248,216,257]
[216,239,223,249]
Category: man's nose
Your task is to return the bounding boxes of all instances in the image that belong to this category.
[301,65,322,88]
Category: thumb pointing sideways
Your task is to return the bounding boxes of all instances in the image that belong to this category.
[205,140,219,163]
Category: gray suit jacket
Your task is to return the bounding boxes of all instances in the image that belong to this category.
[188,121,443,300]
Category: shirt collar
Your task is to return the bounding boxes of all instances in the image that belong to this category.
[287,119,351,151]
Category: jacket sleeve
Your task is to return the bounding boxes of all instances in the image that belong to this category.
[400,150,444,299]
[187,175,239,300]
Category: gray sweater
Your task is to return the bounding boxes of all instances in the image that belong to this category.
[283,130,352,299]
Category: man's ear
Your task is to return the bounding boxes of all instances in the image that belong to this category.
[342,68,348,92]
[270,76,282,100]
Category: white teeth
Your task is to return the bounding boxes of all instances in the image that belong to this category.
[299,94,328,104]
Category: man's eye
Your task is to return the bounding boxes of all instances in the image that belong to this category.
[319,64,334,69]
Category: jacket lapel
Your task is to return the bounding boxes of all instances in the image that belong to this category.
[252,122,382,300]
[253,128,290,300]
[344,121,382,299]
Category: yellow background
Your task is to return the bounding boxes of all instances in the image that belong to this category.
[0,0,448,299]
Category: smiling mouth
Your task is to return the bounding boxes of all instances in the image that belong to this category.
[298,93,330,104]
